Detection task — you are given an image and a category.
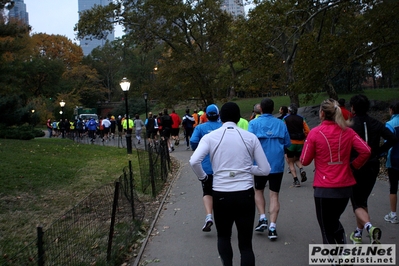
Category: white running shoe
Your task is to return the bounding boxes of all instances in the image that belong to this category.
[384,212,399,224]
[202,216,213,232]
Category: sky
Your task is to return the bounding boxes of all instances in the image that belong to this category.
[24,0,123,44]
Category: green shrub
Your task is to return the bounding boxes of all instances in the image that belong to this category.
[0,125,44,140]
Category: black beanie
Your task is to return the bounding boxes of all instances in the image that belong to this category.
[220,102,241,124]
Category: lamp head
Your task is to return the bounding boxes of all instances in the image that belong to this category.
[143,92,148,100]
[60,100,65,107]
[120,77,131,92]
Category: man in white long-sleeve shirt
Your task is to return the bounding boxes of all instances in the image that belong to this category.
[190,102,271,266]
[101,117,111,141]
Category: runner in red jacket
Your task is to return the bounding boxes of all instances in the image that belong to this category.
[170,109,181,147]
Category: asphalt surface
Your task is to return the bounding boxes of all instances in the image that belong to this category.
[131,141,399,266]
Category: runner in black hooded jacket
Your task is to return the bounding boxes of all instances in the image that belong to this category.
[349,94,398,245]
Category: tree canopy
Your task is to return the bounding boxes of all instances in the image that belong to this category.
[1,0,399,127]
[75,0,399,106]
[77,0,238,106]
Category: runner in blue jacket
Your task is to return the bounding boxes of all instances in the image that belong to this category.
[190,104,222,232]
[248,98,291,240]
[86,117,98,143]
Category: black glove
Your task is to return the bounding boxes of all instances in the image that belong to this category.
[199,175,208,183]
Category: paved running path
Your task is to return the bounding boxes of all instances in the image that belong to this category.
[133,142,399,266]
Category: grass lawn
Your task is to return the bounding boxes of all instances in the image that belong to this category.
[0,138,137,253]
[231,88,399,120]
[168,88,398,121]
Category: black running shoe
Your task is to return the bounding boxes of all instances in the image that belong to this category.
[255,219,268,232]
[300,170,307,182]
[268,228,278,240]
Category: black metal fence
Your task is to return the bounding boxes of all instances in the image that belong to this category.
[1,135,172,265]
[137,140,171,197]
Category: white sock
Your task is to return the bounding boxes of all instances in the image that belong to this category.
[259,214,266,220]
[270,222,276,229]
[391,211,397,217]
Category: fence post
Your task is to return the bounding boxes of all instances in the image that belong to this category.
[148,148,156,197]
[118,133,123,148]
[129,160,135,220]
[107,181,120,262]
[37,226,44,266]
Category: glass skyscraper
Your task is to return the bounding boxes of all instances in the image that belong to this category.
[8,0,29,24]
[78,0,115,56]
[221,0,245,18]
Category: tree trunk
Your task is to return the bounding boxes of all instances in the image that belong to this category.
[229,86,236,98]
[372,67,377,89]
[228,62,237,99]
[325,83,338,100]
[285,61,299,107]
[288,91,300,107]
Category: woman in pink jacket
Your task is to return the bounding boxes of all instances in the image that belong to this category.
[300,98,371,244]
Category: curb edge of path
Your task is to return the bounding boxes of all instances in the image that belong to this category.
[131,155,183,266]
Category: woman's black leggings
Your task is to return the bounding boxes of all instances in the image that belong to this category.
[213,188,255,266]
[388,168,399,194]
[314,197,349,244]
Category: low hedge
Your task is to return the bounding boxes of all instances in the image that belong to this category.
[0,125,45,140]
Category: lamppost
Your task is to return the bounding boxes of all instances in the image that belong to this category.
[59,100,65,138]
[30,109,35,126]
[120,77,132,154]
[144,93,148,120]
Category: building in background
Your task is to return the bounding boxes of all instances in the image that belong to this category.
[8,0,29,24]
[78,0,114,56]
[221,0,245,18]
